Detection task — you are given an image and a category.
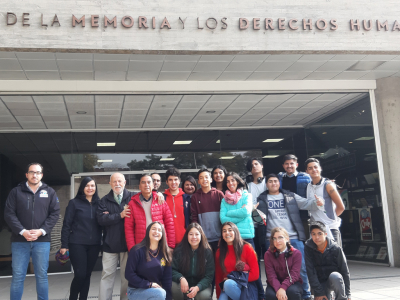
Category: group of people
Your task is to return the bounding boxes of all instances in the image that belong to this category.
[4,154,351,300]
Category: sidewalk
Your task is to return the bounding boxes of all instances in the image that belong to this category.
[0,261,399,299]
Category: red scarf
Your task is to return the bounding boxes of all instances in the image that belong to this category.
[224,189,242,205]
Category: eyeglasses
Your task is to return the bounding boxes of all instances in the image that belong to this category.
[272,236,285,242]
[28,171,42,175]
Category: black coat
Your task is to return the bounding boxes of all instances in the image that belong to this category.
[4,181,60,243]
[97,189,136,253]
[304,237,351,298]
[61,194,102,248]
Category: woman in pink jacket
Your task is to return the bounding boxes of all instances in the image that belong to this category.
[264,227,303,300]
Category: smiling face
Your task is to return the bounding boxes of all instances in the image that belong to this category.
[273,231,288,252]
[188,227,201,249]
[306,162,322,179]
[149,223,163,243]
[213,168,225,183]
[110,173,126,194]
[139,175,154,195]
[26,164,43,186]
[226,176,238,193]
[167,175,180,193]
[183,181,196,195]
[283,159,298,176]
[84,180,96,197]
[222,224,235,245]
[198,171,212,189]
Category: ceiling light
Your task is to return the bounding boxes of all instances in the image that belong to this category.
[322,132,327,135]
[160,158,175,161]
[349,142,353,144]
[366,153,376,155]
[262,139,283,143]
[206,111,216,113]
[262,155,279,158]
[76,111,87,114]
[97,142,116,146]
[98,159,112,163]
[220,156,235,159]
[173,140,192,145]
[216,140,220,143]
[355,137,374,141]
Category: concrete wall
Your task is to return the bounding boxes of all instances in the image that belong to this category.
[374,77,400,267]
[1,0,400,52]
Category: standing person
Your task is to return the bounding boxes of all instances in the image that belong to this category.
[305,158,344,247]
[246,158,266,259]
[4,163,60,300]
[211,165,228,193]
[125,221,172,300]
[125,174,175,250]
[171,223,214,300]
[277,154,311,198]
[257,174,323,300]
[164,167,191,247]
[151,173,162,192]
[97,173,136,300]
[181,175,197,197]
[60,177,102,300]
[190,168,224,254]
[305,222,351,300]
[264,227,303,300]
[215,222,260,300]
[220,172,264,300]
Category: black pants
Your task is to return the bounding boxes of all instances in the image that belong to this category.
[265,282,302,300]
[209,241,219,297]
[69,243,101,300]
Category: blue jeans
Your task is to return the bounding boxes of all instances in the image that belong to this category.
[11,242,50,300]
[219,279,241,300]
[127,286,166,300]
[244,239,265,300]
[265,238,311,299]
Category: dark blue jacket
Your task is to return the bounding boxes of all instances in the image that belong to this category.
[227,271,258,300]
[4,181,60,243]
[97,189,136,253]
[164,193,192,228]
[61,194,102,248]
[278,172,311,198]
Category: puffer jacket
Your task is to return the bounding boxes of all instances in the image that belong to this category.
[304,237,351,298]
[124,191,175,250]
[220,190,254,239]
[277,172,311,198]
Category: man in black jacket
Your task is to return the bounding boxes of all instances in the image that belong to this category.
[305,221,351,300]
[97,173,136,300]
[4,162,60,300]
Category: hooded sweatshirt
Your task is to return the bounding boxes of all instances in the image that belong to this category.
[164,188,186,246]
[190,187,224,242]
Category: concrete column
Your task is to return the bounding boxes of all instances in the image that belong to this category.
[374,77,400,267]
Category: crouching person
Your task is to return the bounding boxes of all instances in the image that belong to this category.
[172,223,214,300]
[125,221,172,300]
[264,227,303,300]
[305,222,351,300]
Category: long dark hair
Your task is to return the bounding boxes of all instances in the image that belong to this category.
[133,221,172,265]
[174,223,211,277]
[211,165,227,189]
[224,172,247,192]
[181,175,198,194]
[76,177,99,201]
[219,222,250,273]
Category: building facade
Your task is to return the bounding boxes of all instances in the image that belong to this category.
[0,0,400,276]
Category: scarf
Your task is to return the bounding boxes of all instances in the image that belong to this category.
[224,189,242,205]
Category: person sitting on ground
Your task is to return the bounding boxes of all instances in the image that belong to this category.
[125,221,172,300]
[264,227,303,300]
[215,222,260,300]
[171,223,214,300]
[304,221,351,300]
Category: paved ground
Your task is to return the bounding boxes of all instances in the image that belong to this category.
[0,261,399,300]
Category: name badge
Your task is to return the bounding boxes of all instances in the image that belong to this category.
[40,190,48,198]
